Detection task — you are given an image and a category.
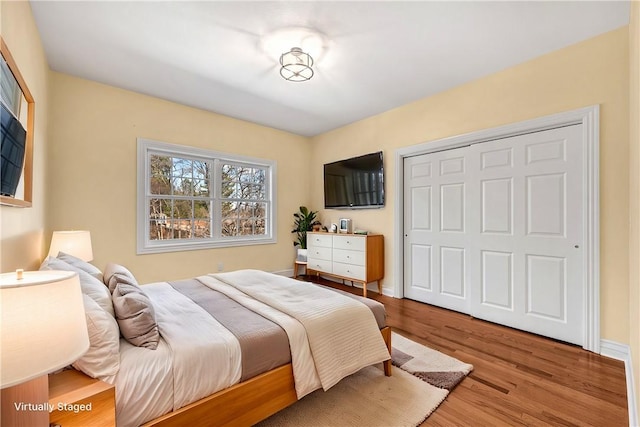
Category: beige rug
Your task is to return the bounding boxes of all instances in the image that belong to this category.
[257,332,473,427]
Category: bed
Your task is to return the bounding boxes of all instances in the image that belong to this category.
[40,255,392,427]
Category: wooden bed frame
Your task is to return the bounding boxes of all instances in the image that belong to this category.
[145,326,393,427]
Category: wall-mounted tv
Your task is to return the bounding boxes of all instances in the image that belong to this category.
[324,151,384,209]
[1,102,27,198]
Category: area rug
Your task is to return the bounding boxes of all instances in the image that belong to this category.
[257,332,473,427]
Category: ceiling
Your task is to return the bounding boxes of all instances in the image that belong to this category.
[30,1,630,137]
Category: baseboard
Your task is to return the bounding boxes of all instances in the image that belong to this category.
[600,339,638,427]
[381,287,394,297]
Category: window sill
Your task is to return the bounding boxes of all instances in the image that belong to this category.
[137,236,276,255]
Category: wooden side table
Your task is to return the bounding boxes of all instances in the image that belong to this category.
[293,259,307,279]
[49,370,115,427]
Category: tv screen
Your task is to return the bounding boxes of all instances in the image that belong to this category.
[324,151,384,209]
[1,102,27,197]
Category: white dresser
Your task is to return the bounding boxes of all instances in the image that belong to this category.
[306,232,384,297]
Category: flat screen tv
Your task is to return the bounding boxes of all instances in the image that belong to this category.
[1,102,27,197]
[324,151,384,209]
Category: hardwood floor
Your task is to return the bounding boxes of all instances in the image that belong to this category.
[307,277,629,427]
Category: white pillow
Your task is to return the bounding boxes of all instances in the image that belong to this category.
[72,294,120,379]
[57,251,103,282]
[40,256,114,318]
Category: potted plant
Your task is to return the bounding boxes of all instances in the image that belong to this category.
[292,206,320,261]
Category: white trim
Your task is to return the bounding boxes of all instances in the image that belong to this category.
[394,105,600,352]
[381,287,394,297]
[601,339,632,361]
[136,138,277,254]
[600,340,638,427]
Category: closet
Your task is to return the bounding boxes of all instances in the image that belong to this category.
[403,124,584,345]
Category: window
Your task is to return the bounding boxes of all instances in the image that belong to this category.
[137,139,276,254]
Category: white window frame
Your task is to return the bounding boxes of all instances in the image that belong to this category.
[137,138,277,254]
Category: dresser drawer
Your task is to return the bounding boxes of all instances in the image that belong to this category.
[333,235,365,251]
[333,248,365,266]
[307,258,332,274]
[308,246,332,261]
[308,233,333,248]
[332,262,366,281]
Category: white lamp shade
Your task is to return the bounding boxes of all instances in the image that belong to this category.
[48,230,93,261]
[0,270,89,388]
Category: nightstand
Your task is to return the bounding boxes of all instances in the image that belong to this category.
[49,370,115,427]
[293,259,307,279]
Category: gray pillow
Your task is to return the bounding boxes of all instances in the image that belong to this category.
[103,263,138,294]
[56,252,103,282]
[40,256,114,318]
[112,280,159,350]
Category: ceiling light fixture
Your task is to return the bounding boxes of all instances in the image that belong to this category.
[280,47,314,82]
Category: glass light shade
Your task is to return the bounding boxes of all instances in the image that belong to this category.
[280,47,314,82]
[48,230,93,261]
[0,270,89,388]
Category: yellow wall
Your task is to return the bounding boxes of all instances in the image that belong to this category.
[628,0,640,416]
[0,1,50,272]
[310,27,630,344]
[47,73,311,283]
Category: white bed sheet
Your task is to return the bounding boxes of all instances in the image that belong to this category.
[148,282,242,409]
[108,282,243,427]
[110,337,173,427]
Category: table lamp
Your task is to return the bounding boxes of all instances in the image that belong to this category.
[48,230,93,261]
[0,270,89,426]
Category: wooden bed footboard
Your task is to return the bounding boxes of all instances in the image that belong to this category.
[144,327,392,427]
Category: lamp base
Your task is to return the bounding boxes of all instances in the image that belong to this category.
[1,375,49,427]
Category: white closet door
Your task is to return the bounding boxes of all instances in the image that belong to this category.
[403,146,472,313]
[467,125,583,344]
[404,124,584,345]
